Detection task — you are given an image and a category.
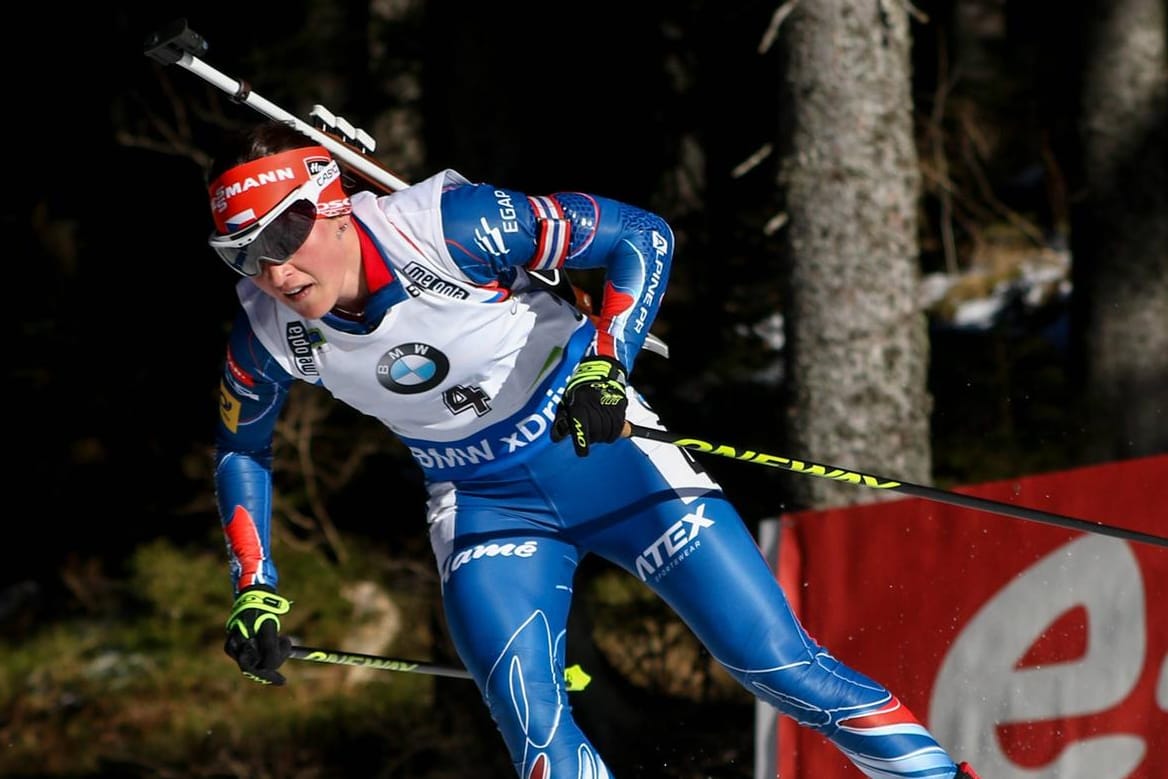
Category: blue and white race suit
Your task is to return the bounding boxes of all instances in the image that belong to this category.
[214,169,965,778]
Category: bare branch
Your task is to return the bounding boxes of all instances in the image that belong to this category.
[900,0,929,24]
[731,143,773,179]
[759,0,801,54]
[763,211,789,235]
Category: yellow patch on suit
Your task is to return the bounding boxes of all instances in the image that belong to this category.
[219,379,242,433]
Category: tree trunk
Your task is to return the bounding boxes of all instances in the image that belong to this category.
[1074,0,1168,461]
[776,0,932,508]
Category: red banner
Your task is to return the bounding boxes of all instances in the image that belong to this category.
[762,455,1167,779]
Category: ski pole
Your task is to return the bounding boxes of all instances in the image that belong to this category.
[289,645,593,691]
[289,645,470,679]
[622,423,1168,549]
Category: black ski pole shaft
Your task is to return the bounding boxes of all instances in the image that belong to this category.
[623,423,1168,549]
[290,645,594,691]
[289,645,472,679]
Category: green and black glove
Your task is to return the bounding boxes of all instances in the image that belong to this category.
[551,355,628,457]
[224,584,293,686]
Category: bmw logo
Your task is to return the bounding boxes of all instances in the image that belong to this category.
[376,343,450,394]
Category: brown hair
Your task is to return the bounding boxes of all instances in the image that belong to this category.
[207,120,316,183]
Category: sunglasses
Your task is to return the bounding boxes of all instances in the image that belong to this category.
[208,160,342,277]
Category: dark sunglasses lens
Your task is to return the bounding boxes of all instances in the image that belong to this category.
[250,201,318,268]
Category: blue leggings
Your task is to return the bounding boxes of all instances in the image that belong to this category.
[428,402,961,778]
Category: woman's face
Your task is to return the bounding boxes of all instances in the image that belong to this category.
[250,215,356,319]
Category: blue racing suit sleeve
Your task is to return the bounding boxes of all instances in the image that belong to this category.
[214,307,294,595]
[440,183,674,372]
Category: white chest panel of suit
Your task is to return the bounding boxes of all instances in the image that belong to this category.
[237,170,590,480]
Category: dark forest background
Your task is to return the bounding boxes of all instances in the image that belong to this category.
[3,1,1165,777]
